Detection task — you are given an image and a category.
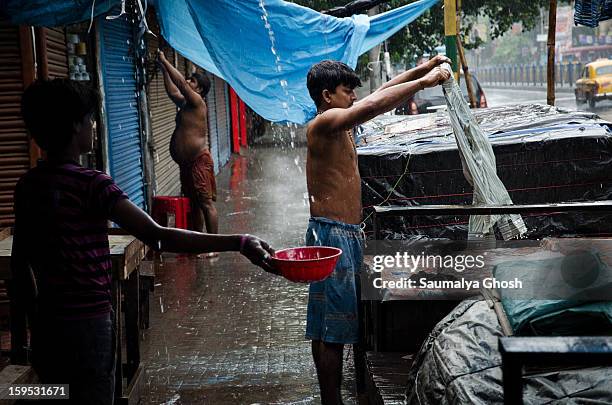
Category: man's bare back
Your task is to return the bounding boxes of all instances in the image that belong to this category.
[170,103,209,165]
[307,121,362,225]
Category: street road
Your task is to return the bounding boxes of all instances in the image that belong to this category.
[482,86,612,122]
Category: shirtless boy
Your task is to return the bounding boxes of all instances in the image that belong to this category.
[305,56,450,404]
[157,51,219,249]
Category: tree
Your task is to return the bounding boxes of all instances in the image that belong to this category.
[292,0,563,64]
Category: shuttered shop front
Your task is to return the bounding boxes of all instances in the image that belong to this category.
[0,22,31,227]
[176,54,187,77]
[214,76,231,168]
[44,27,68,79]
[146,28,179,196]
[98,11,146,208]
[205,72,220,174]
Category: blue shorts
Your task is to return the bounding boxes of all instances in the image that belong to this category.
[305,217,363,344]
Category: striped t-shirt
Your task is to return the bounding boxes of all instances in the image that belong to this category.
[14,160,128,320]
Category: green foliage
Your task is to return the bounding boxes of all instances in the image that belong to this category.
[292,0,566,64]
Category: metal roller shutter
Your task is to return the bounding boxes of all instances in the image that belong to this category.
[176,54,187,77]
[214,77,231,169]
[45,27,68,79]
[0,22,30,227]
[98,9,146,208]
[205,72,219,174]
[146,28,179,197]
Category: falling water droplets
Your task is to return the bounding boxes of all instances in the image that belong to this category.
[259,0,291,121]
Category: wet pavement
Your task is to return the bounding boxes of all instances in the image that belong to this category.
[140,128,358,404]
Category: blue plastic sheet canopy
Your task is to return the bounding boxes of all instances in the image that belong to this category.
[5,0,439,123]
[154,0,439,124]
[4,0,121,27]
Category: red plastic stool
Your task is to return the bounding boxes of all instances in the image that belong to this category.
[152,196,191,229]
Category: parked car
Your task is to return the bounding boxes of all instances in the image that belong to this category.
[395,73,487,115]
[575,58,612,108]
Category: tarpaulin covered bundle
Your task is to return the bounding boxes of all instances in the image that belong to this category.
[404,300,612,404]
[574,0,612,28]
[441,67,526,240]
[494,250,612,336]
[357,104,612,240]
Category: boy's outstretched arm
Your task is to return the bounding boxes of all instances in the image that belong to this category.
[110,198,276,273]
[315,67,450,133]
[369,55,451,95]
[157,50,202,107]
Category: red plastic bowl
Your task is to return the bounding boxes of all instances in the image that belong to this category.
[272,246,343,283]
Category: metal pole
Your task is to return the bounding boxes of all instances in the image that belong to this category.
[368,6,381,93]
[547,0,557,106]
[444,0,459,80]
[456,1,477,107]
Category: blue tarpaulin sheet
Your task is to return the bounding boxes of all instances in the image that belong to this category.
[154,0,439,123]
[4,0,439,124]
[3,0,120,27]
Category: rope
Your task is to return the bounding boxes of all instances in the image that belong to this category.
[360,153,412,235]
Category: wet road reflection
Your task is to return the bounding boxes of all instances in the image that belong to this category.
[141,131,357,404]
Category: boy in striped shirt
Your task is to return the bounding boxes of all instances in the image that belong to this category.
[12,79,275,404]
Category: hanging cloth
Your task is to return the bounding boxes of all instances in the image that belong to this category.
[441,64,527,240]
[574,0,612,28]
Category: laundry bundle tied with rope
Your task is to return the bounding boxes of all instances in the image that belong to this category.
[440,65,527,240]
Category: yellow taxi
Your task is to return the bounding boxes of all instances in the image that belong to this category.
[575,58,612,108]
